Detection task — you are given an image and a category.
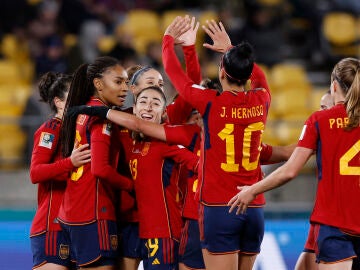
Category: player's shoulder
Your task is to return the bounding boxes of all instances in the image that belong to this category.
[40,117,61,133]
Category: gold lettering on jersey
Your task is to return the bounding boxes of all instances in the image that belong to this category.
[220,107,226,117]
[221,105,264,119]
[329,117,349,129]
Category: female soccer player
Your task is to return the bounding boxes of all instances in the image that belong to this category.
[116,19,201,269]
[118,18,202,270]
[59,56,134,269]
[162,16,271,270]
[294,91,334,270]
[30,72,91,270]
[128,86,199,269]
[228,57,360,270]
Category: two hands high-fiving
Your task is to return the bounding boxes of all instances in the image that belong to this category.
[164,15,232,53]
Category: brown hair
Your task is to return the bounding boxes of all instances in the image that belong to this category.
[331,57,360,130]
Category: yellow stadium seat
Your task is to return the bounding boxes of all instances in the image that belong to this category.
[161,10,188,31]
[1,34,30,63]
[133,35,162,55]
[262,121,280,146]
[0,60,22,83]
[310,88,329,113]
[120,9,162,54]
[322,12,359,57]
[0,124,26,169]
[19,60,35,84]
[323,12,357,46]
[271,87,311,118]
[97,35,116,54]
[257,0,284,6]
[0,84,31,116]
[275,119,304,145]
[270,62,310,91]
[123,9,161,36]
[64,34,78,49]
[198,10,219,26]
[257,63,271,86]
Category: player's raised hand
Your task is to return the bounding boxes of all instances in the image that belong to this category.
[202,20,232,53]
[164,16,191,41]
[176,15,200,46]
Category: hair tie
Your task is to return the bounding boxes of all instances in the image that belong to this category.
[129,66,152,85]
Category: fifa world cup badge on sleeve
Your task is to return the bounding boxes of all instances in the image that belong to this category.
[39,132,55,149]
[102,122,112,136]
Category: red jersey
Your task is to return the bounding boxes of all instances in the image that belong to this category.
[163,35,271,206]
[165,125,273,219]
[30,117,74,235]
[58,98,133,225]
[129,139,199,240]
[164,123,201,219]
[116,126,138,223]
[298,104,360,234]
[166,45,201,125]
[259,143,273,164]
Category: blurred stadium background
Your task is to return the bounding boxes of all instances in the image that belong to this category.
[0,0,359,269]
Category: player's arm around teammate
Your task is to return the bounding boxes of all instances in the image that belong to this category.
[59,56,133,270]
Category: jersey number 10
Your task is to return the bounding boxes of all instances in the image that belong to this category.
[218,122,264,172]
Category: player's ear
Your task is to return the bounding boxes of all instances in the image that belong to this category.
[129,84,137,95]
[161,108,168,123]
[219,67,226,81]
[54,96,61,107]
[93,78,103,91]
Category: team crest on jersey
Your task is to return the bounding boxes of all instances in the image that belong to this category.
[110,235,118,250]
[102,122,112,136]
[59,244,70,259]
[39,132,55,149]
[141,142,151,156]
[77,114,87,125]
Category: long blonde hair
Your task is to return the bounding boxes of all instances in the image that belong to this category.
[331,57,360,130]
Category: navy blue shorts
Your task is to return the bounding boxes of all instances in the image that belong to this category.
[31,230,74,268]
[315,224,360,264]
[60,220,118,267]
[119,222,142,259]
[179,219,205,269]
[199,204,264,254]
[141,237,179,270]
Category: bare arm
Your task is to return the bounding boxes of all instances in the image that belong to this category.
[228,147,313,214]
[267,143,297,163]
[107,109,166,141]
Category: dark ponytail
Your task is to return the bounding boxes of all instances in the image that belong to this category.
[222,41,255,86]
[61,56,121,157]
[38,72,72,113]
[331,58,360,130]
